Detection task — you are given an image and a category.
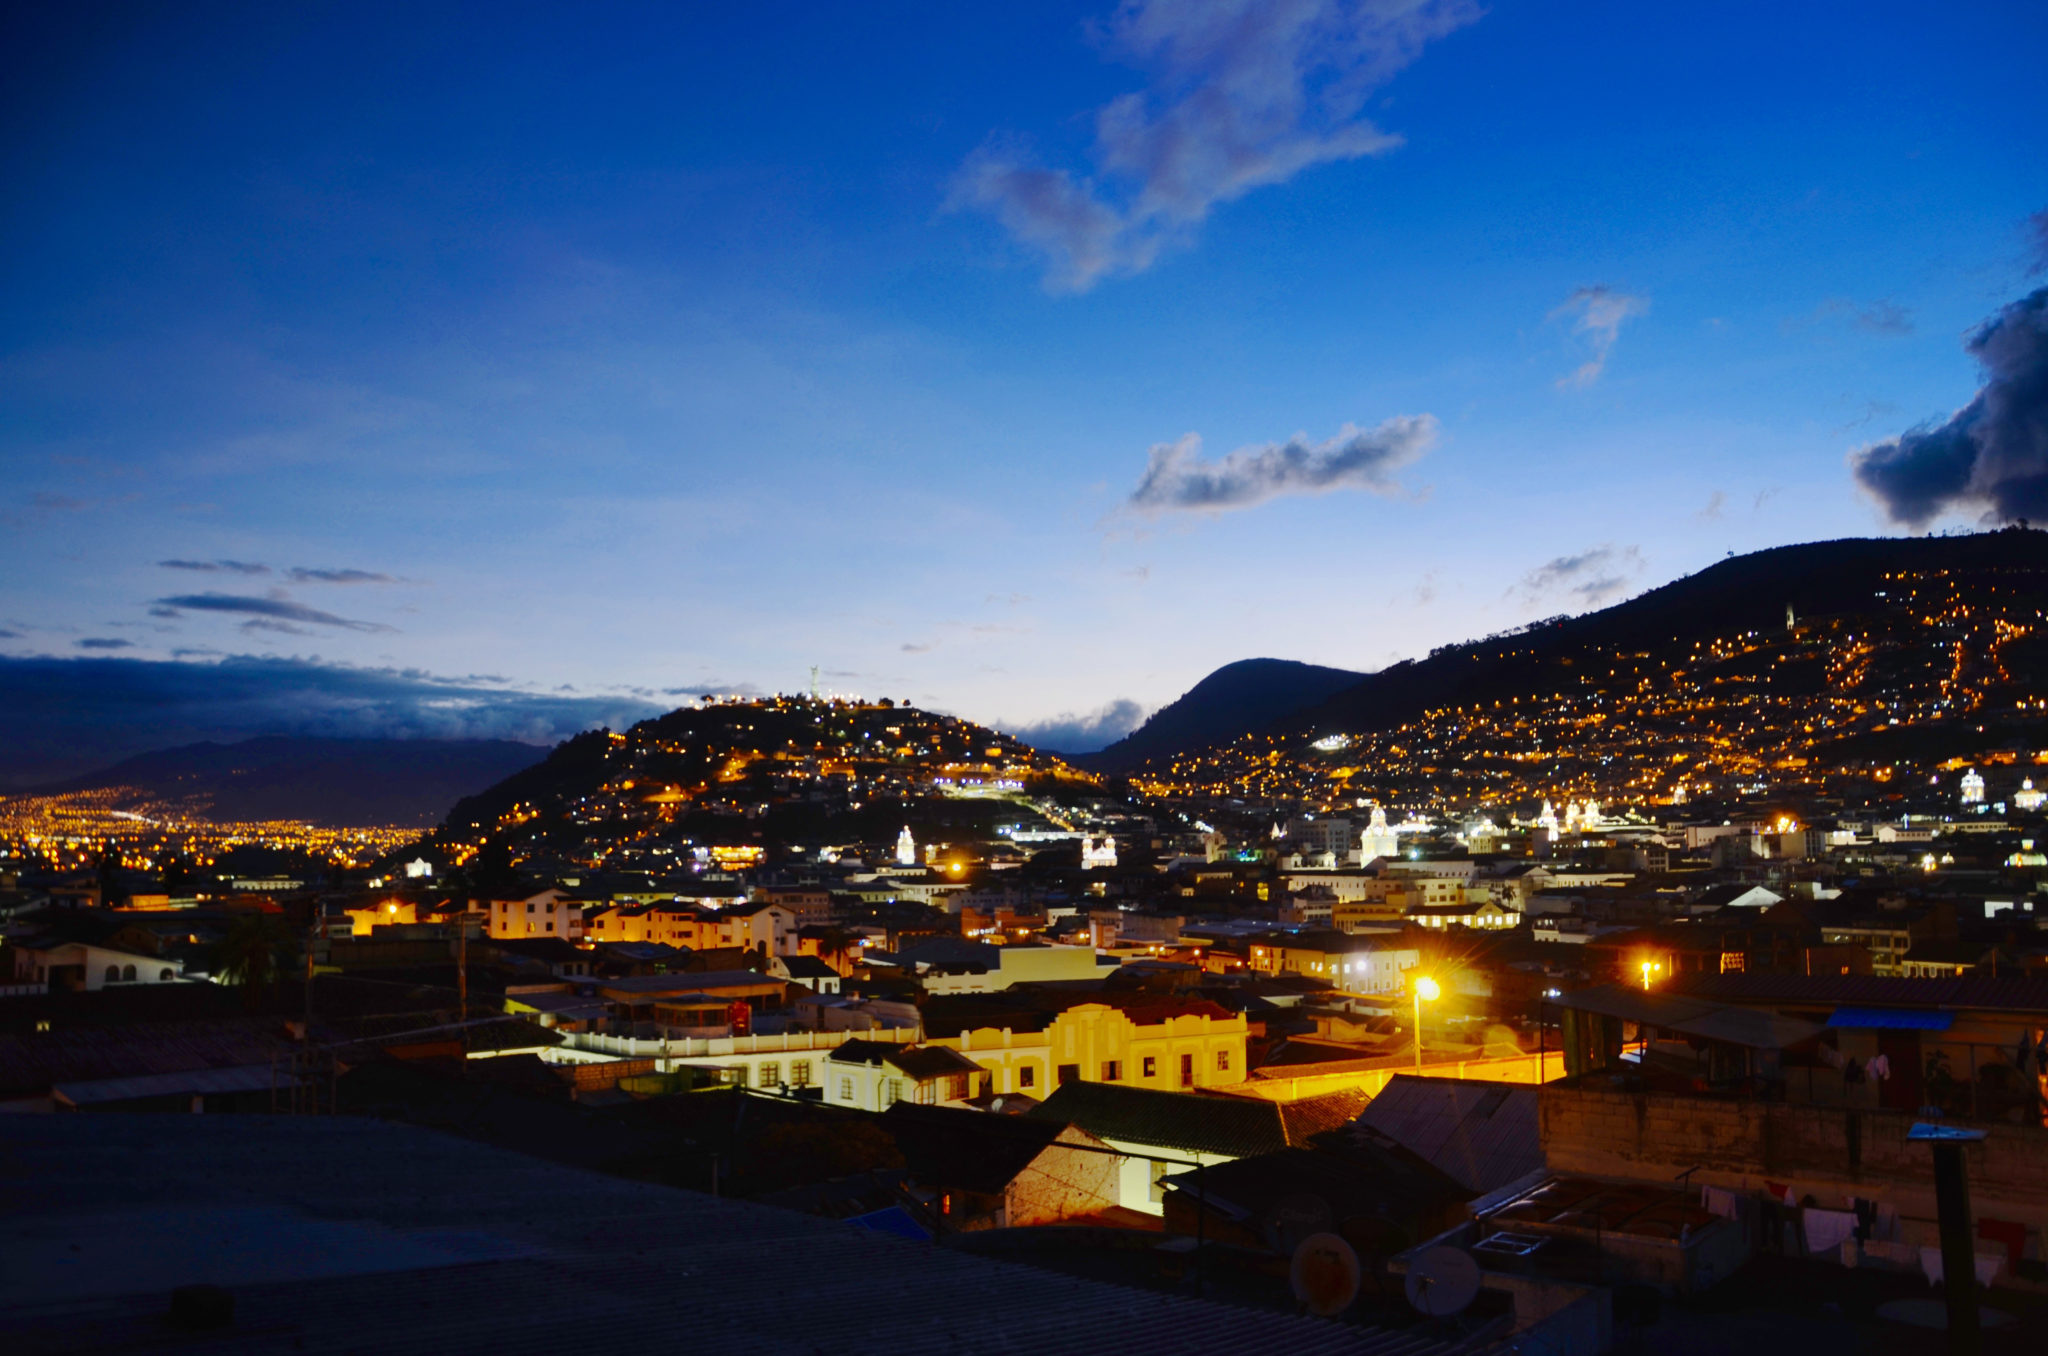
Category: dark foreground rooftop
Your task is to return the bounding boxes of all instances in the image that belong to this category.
[0,1114,1458,1356]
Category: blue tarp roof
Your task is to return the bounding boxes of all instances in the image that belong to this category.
[845,1205,931,1241]
[1826,1007,1954,1030]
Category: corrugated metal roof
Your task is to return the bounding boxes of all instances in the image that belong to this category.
[52,1063,295,1106]
[1666,971,2048,1013]
[1350,1076,1542,1194]
[1028,1081,1290,1158]
[1,1115,1467,1356]
[1551,984,1823,1050]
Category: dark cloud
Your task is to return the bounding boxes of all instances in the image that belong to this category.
[1518,544,1645,607]
[154,591,396,633]
[159,559,272,575]
[1128,415,1436,513]
[286,567,399,584]
[238,619,313,636]
[0,629,21,639]
[0,655,670,787]
[1850,286,2048,527]
[951,0,1480,291]
[76,638,133,650]
[1001,698,1149,755]
[659,683,767,698]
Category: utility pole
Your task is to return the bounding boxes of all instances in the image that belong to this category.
[1912,1122,1985,1356]
[456,894,470,1052]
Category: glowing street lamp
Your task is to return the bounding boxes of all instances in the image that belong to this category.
[1640,960,1660,990]
[1412,975,1440,1071]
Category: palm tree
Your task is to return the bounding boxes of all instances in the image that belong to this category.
[209,914,294,1007]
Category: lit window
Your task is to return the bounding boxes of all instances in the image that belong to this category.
[1101,1060,1121,1081]
[1216,1050,1231,1072]
[1142,1055,1157,1078]
[1018,1066,1035,1089]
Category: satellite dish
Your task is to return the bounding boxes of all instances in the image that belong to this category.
[1405,1245,1481,1317]
[1289,1232,1361,1317]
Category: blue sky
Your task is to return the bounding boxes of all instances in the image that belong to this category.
[4,0,2046,753]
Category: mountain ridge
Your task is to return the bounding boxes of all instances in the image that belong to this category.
[28,735,552,828]
[1085,530,2048,787]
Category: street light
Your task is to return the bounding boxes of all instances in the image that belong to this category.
[1412,975,1440,1071]
[1640,960,1660,991]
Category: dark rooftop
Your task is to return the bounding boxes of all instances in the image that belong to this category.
[1666,971,2048,1013]
[0,1114,1458,1354]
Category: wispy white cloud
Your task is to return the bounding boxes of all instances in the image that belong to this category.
[1786,297,1913,337]
[951,0,1482,291]
[1550,285,1648,388]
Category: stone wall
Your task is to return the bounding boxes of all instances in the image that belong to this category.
[1005,1126,1122,1226]
[1540,1081,2048,1222]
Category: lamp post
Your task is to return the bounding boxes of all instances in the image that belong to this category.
[1640,959,1658,991]
[1412,976,1440,1072]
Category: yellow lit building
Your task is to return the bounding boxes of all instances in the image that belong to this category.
[345,898,420,936]
[924,997,1248,1098]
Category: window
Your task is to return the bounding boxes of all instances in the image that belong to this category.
[1179,1053,1194,1088]
[839,1077,853,1100]
[122,965,137,982]
[1101,1060,1121,1081]
[105,965,120,983]
[1057,1063,1079,1086]
[916,1079,937,1104]
[1216,1049,1230,1073]
[1018,1065,1035,1089]
[790,1060,811,1087]
[160,968,174,982]
[885,1078,903,1105]
[760,1062,780,1088]
[1142,1055,1157,1078]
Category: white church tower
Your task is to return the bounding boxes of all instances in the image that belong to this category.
[1358,806,1399,864]
[895,826,918,867]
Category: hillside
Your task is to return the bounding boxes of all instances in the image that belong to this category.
[1127,529,2048,810]
[37,736,550,828]
[1078,658,1364,775]
[434,695,1094,866]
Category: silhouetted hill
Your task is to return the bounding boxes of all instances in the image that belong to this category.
[434,696,1092,857]
[1121,528,2048,807]
[37,736,550,827]
[1077,658,1364,775]
[1290,530,2048,741]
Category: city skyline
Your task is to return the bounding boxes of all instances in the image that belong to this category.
[5,2,2046,753]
